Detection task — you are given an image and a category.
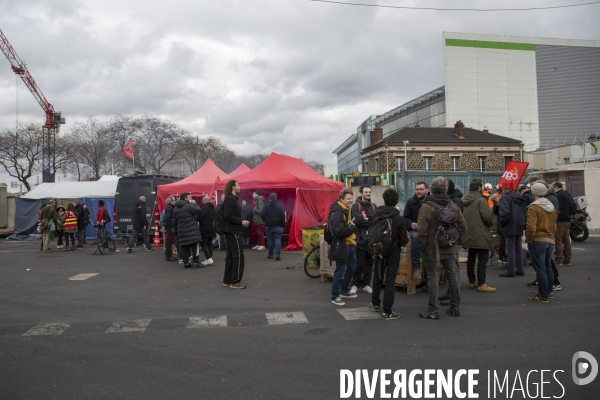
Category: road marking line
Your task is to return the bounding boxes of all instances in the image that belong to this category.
[106,319,151,333]
[187,316,228,328]
[337,307,381,321]
[23,323,70,336]
[265,312,308,325]
[68,273,99,281]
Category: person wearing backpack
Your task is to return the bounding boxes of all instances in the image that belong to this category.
[162,196,178,262]
[417,177,467,319]
[461,179,496,293]
[552,182,572,266]
[349,185,377,294]
[367,188,409,320]
[328,187,358,306]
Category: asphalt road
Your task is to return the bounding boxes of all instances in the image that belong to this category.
[1,237,599,399]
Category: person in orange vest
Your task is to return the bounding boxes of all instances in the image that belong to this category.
[483,183,494,209]
[63,203,79,251]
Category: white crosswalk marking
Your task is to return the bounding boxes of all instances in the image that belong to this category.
[265,312,308,325]
[68,273,99,281]
[23,323,70,336]
[187,316,228,328]
[337,307,381,321]
[106,319,152,333]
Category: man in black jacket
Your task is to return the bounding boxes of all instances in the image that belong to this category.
[328,187,358,306]
[198,196,216,266]
[369,188,409,320]
[403,181,428,279]
[497,188,527,277]
[173,193,203,269]
[162,196,178,261]
[126,196,153,252]
[349,185,377,294]
[74,201,85,248]
[552,182,572,265]
[261,193,286,260]
[222,180,250,289]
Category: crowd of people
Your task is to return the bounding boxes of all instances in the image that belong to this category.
[38,199,94,252]
[327,174,573,320]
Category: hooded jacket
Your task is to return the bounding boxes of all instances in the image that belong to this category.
[417,194,467,254]
[526,198,557,244]
[447,181,464,212]
[253,196,265,225]
[261,199,285,228]
[461,190,494,250]
[327,201,357,262]
[498,190,527,236]
[132,200,148,230]
[351,196,377,249]
[173,199,202,246]
[554,189,572,222]
[545,189,560,216]
[373,205,409,260]
[75,202,86,230]
[198,202,216,238]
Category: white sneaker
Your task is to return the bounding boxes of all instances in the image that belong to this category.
[257,246,265,250]
[348,285,358,295]
[178,259,183,264]
[413,270,421,280]
[363,285,373,294]
[332,297,345,306]
[200,260,208,266]
[252,245,259,250]
[205,258,214,265]
[57,245,63,249]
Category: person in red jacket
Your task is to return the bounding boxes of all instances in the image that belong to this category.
[96,200,109,224]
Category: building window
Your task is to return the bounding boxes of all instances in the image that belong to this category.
[504,156,513,167]
[423,157,432,171]
[375,158,379,171]
[451,156,460,171]
[478,156,487,172]
[395,157,405,171]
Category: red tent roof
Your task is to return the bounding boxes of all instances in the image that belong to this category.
[223,153,343,191]
[158,158,229,197]
[229,163,251,177]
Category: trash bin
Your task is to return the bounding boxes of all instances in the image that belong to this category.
[302,225,325,260]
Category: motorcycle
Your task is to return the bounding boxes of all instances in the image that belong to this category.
[570,211,591,242]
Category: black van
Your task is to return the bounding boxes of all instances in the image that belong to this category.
[114,174,181,234]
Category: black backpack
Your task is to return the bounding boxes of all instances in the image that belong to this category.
[365,217,396,259]
[214,204,225,235]
[569,194,578,215]
[426,200,459,249]
[323,211,334,244]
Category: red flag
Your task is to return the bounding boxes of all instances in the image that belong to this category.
[122,138,134,160]
[208,177,220,203]
[498,161,529,191]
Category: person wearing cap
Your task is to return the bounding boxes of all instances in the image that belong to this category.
[173,193,203,269]
[483,183,494,209]
[125,196,153,252]
[261,192,286,261]
[526,182,557,303]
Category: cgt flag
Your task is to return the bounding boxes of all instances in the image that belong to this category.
[122,138,134,160]
[498,161,529,191]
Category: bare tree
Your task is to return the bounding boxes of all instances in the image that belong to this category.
[105,115,142,175]
[305,159,325,175]
[66,118,113,180]
[131,116,188,173]
[240,153,269,169]
[54,134,82,181]
[0,122,44,191]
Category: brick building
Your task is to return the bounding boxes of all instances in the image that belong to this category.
[361,121,523,173]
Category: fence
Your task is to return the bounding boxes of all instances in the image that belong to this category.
[395,171,506,209]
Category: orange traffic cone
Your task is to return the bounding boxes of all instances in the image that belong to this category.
[153,224,161,247]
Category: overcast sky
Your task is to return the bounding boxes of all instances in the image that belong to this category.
[1,0,598,183]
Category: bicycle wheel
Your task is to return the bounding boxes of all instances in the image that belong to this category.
[105,235,116,252]
[304,246,321,279]
[96,231,105,255]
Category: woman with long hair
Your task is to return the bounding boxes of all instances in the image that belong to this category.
[63,203,78,251]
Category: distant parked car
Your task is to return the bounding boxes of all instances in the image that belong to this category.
[589,133,600,141]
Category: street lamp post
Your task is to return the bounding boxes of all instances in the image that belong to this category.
[403,140,409,171]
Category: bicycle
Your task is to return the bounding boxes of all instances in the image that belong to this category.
[304,242,321,279]
[94,222,116,255]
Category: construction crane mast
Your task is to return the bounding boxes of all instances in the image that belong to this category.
[0,28,65,183]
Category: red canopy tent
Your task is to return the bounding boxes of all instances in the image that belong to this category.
[156,158,230,209]
[229,163,251,177]
[217,152,344,250]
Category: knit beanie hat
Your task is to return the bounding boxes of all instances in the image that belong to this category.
[530,183,547,197]
[269,193,277,201]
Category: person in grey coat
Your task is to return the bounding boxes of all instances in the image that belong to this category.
[173,193,203,269]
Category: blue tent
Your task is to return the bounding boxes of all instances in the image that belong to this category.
[8,179,119,240]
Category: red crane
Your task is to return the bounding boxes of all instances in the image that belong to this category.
[0,28,65,182]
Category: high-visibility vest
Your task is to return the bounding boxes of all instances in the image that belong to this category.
[63,210,78,230]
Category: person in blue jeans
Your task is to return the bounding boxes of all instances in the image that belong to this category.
[261,193,286,260]
[525,183,557,302]
[403,181,428,280]
[327,187,358,306]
